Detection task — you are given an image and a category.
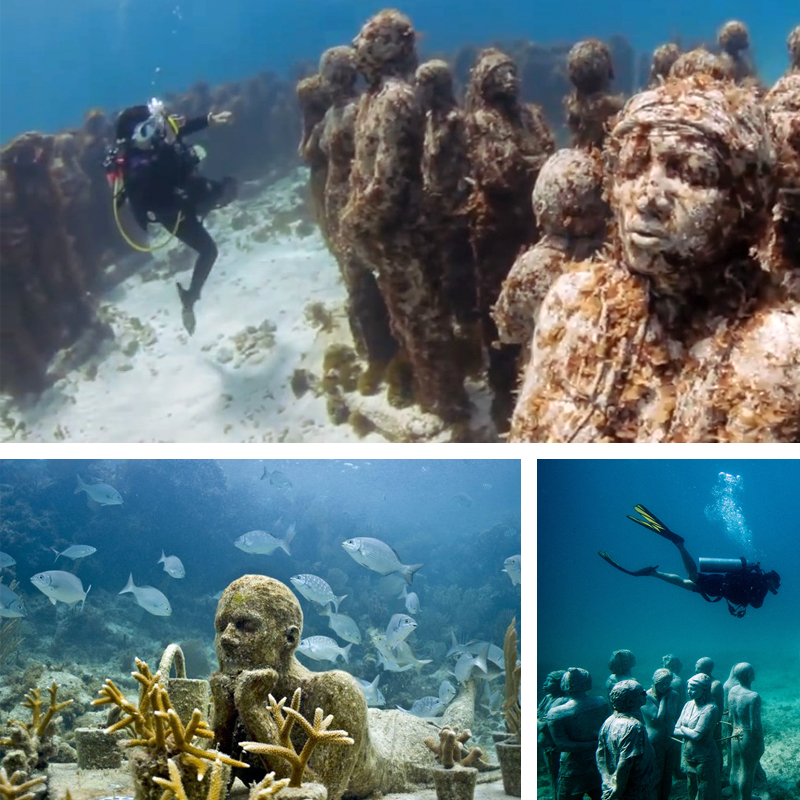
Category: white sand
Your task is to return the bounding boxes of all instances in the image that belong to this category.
[0,170,495,444]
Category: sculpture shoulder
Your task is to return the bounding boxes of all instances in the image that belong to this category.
[375,80,417,114]
[305,669,367,713]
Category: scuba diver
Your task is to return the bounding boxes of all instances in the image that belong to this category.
[106,99,238,335]
[599,505,780,618]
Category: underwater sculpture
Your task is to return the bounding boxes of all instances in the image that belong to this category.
[604,650,636,701]
[464,47,555,429]
[316,45,398,373]
[717,21,757,85]
[563,39,625,150]
[209,574,474,800]
[788,26,800,73]
[646,44,682,88]
[727,663,764,800]
[642,669,680,800]
[669,48,736,82]
[510,73,800,442]
[537,671,566,794]
[0,682,73,774]
[492,147,607,348]
[341,9,469,423]
[415,59,478,334]
[662,655,686,708]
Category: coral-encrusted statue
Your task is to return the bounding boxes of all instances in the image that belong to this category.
[493,147,607,348]
[669,48,736,82]
[464,47,555,429]
[788,25,800,73]
[317,45,398,372]
[563,39,625,150]
[511,75,800,442]
[342,10,468,422]
[415,59,477,330]
[647,44,682,88]
[717,21,757,85]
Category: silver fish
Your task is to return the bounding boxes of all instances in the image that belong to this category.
[466,641,504,667]
[297,636,352,664]
[356,675,385,707]
[398,585,420,615]
[390,640,432,672]
[261,466,292,489]
[75,475,123,506]
[454,644,489,684]
[235,524,296,556]
[439,680,457,705]
[158,551,185,579]
[446,632,473,659]
[52,545,97,562]
[377,652,414,673]
[371,633,415,672]
[503,555,521,586]
[119,574,171,616]
[0,583,25,618]
[0,552,16,569]
[386,613,417,649]
[290,574,346,612]
[31,570,91,609]
[397,696,444,718]
[320,607,361,644]
[342,537,423,584]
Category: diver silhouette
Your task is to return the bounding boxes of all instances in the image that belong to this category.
[599,505,780,617]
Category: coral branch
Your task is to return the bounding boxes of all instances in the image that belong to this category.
[0,768,45,800]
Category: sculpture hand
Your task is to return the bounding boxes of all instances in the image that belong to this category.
[234,668,279,709]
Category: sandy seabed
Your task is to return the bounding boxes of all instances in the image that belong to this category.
[1,169,494,444]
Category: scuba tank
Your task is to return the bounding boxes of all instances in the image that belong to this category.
[698,557,749,573]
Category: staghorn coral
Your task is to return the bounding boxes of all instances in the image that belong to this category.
[152,757,228,800]
[92,657,247,800]
[247,772,291,800]
[0,769,45,800]
[240,687,354,787]
[501,618,521,742]
[424,727,483,769]
[0,682,73,773]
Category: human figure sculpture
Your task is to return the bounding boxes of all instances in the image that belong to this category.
[596,680,657,799]
[342,10,468,423]
[296,73,331,242]
[316,45,398,374]
[605,650,636,701]
[464,47,555,430]
[563,39,625,150]
[509,73,800,443]
[415,59,478,332]
[674,673,721,800]
[492,147,608,349]
[694,658,724,762]
[787,25,800,73]
[546,667,609,800]
[717,21,758,85]
[210,575,462,800]
[642,668,680,800]
[662,656,686,708]
[538,670,567,793]
[668,48,736,82]
[727,663,764,800]
[647,44,682,87]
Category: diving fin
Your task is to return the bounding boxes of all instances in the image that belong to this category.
[177,283,197,336]
[598,551,658,577]
[626,504,684,544]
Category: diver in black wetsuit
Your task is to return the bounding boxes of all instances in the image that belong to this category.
[599,505,781,617]
[111,102,238,335]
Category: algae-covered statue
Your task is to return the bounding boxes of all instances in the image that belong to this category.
[510,74,800,442]
[210,575,475,800]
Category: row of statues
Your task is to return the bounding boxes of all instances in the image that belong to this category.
[538,651,766,800]
[298,11,800,439]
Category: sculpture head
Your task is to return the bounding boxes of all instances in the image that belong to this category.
[319,46,359,100]
[669,49,736,82]
[652,668,674,695]
[732,662,755,686]
[695,657,714,675]
[789,26,800,71]
[649,43,681,86]
[415,59,455,111]
[215,575,303,674]
[718,20,750,58]
[561,667,592,694]
[605,75,775,291]
[532,148,608,238]
[687,672,712,703]
[470,49,520,105]
[567,39,614,95]
[609,680,647,713]
[542,670,566,697]
[662,654,682,673]
[353,10,417,87]
[608,649,636,674]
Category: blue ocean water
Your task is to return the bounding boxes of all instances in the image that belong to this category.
[0,458,521,742]
[538,458,800,689]
[0,0,794,143]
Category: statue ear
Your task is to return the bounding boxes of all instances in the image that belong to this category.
[286,625,300,646]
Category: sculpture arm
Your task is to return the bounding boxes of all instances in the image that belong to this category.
[608,756,634,798]
[547,717,598,752]
[676,706,716,741]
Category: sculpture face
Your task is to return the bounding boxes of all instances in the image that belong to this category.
[654,675,673,695]
[614,130,730,276]
[487,63,519,100]
[687,683,709,703]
